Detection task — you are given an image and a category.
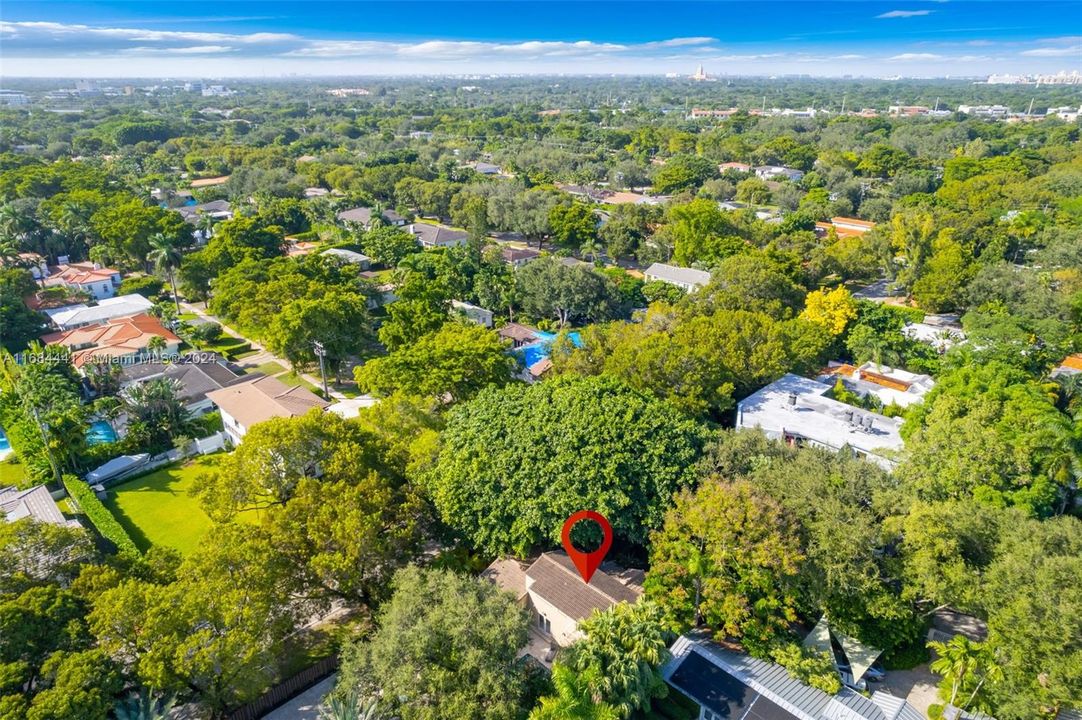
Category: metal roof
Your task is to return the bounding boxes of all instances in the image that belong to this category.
[665,635,920,720]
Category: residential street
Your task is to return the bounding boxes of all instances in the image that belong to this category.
[178,301,348,400]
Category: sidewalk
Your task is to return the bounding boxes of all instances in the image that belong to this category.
[179,301,347,400]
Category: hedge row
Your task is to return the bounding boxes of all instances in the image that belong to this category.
[62,474,141,558]
[0,390,52,487]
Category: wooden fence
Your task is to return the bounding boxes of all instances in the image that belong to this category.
[227,655,339,720]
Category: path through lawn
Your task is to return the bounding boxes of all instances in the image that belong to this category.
[105,454,259,554]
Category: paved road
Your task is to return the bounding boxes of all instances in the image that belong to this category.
[263,674,336,720]
[179,302,347,400]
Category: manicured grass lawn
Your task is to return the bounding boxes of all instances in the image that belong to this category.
[0,458,28,487]
[279,372,322,395]
[247,360,287,377]
[104,455,259,555]
[232,348,260,360]
[177,312,199,321]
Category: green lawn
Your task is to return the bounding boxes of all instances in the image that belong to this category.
[104,455,259,555]
[0,458,28,487]
[247,360,287,377]
[279,372,322,395]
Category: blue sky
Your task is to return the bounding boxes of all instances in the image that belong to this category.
[1,1,1079,77]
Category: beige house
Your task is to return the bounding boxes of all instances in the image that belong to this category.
[483,551,643,659]
[206,375,328,444]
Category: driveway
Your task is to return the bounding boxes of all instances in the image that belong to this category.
[881,663,940,716]
[263,673,335,720]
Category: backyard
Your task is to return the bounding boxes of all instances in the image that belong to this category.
[104,454,259,554]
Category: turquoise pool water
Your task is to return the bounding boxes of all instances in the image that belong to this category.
[0,427,9,452]
[515,331,583,368]
[86,420,118,445]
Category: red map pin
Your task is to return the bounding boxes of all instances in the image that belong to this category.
[561,510,613,584]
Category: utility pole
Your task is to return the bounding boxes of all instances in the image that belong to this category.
[312,341,329,399]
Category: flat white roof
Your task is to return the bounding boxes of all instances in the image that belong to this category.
[45,294,154,329]
[644,262,712,287]
[737,374,904,468]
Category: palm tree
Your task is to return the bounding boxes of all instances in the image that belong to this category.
[531,664,620,720]
[113,690,176,720]
[147,232,184,314]
[928,636,1000,710]
[196,213,216,243]
[580,237,603,264]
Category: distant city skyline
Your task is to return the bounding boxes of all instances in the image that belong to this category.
[1,1,1079,78]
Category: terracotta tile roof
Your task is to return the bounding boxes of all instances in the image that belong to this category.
[205,375,328,429]
[45,262,120,286]
[498,323,540,344]
[189,175,230,188]
[529,358,553,377]
[525,552,642,622]
[41,313,180,367]
[501,246,541,263]
[1062,354,1082,371]
[831,217,876,229]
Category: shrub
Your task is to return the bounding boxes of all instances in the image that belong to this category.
[191,411,223,437]
[190,322,223,343]
[61,474,140,558]
[0,390,52,486]
[118,275,164,299]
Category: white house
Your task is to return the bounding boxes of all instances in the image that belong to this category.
[43,262,122,300]
[754,165,805,182]
[410,222,468,248]
[644,262,712,292]
[818,362,935,409]
[44,294,154,331]
[321,248,371,270]
[736,374,905,469]
[451,299,494,328]
[206,375,328,445]
[483,551,643,656]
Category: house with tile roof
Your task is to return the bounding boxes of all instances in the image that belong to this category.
[44,294,154,331]
[815,217,877,239]
[482,551,643,650]
[664,633,923,720]
[1,485,80,527]
[120,355,247,415]
[41,313,181,368]
[410,222,468,248]
[43,262,122,300]
[206,375,329,445]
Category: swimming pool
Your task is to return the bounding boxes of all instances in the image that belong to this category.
[514,331,583,369]
[86,420,118,445]
[0,427,10,459]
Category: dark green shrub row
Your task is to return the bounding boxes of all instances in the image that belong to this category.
[62,474,140,558]
[0,390,52,486]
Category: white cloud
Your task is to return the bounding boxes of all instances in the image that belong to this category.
[123,45,235,55]
[888,52,944,61]
[0,20,295,44]
[877,10,934,18]
[285,37,714,60]
[1020,45,1082,57]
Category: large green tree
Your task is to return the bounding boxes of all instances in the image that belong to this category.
[645,478,803,655]
[336,566,534,720]
[427,375,705,555]
[355,322,514,403]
